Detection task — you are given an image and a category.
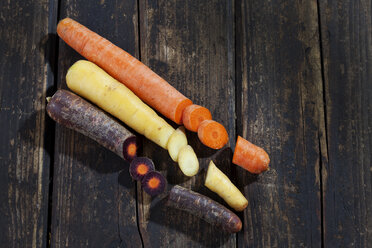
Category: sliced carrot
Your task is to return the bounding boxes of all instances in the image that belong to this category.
[232,136,270,174]
[182,104,212,132]
[141,171,167,196]
[66,60,199,177]
[57,18,192,124]
[197,120,228,149]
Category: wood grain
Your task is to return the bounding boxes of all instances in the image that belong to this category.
[137,0,236,247]
[236,0,324,246]
[319,0,372,246]
[50,1,142,247]
[1,0,371,246]
[0,0,57,247]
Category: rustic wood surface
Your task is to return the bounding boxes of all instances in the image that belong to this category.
[236,0,324,246]
[137,1,236,247]
[0,0,371,247]
[319,0,372,247]
[50,1,142,247]
[0,0,57,247]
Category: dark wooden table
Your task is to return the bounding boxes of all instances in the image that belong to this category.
[1,0,371,247]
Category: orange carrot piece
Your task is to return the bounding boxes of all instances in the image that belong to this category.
[197,120,228,149]
[182,104,212,132]
[57,18,192,124]
[232,136,270,174]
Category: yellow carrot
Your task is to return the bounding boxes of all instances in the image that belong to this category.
[66,60,199,176]
[205,160,248,211]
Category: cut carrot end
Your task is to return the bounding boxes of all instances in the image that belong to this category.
[182,104,212,132]
[122,136,138,161]
[232,136,270,174]
[174,99,193,125]
[197,120,228,149]
[127,143,137,157]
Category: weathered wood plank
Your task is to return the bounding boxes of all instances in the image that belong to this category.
[50,1,142,247]
[137,0,236,247]
[319,0,372,246]
[0,0,57,247]
[236,0,324,246]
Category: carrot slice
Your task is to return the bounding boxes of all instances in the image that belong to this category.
[232,136,270,174]
[129,157,155,181]
[182,104,212,132]
[197,120,228,149]
[141,171,167,196]
[57,18,192,124]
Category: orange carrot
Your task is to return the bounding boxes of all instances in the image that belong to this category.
[197,120,228,149]
[232,136,270,174]
[57,18,192,124]
[182,104,212,132]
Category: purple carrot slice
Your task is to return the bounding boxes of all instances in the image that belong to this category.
[129,157,155,181]
[141,171,167,196]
